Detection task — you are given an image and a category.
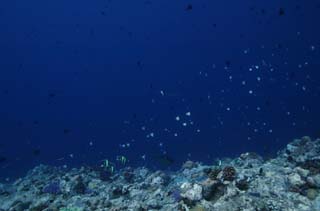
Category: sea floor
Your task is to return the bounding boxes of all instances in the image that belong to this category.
[1,136,320,211]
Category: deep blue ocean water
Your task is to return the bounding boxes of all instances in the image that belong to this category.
[0,0,319,182]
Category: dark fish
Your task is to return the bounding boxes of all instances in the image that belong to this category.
[144,1,152,5]
[313,130,320,139]
[265,100,271,107]
[33,149,41,156]
[279,8,285,16]
[49,93,56,98]
[63,129,71,135]
[185,4,193,11]
[155,154,175,167]
[0,156,7,163]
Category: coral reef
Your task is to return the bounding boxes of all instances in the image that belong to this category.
[1,136,320,210]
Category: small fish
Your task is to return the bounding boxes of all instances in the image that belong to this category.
[0,156,7,163]
[48,93,56,98]
[116,156,128,165]
[109,166,115,174]
[63,129,71,135]
[279,8,285,16]
[155,154,175,167]
[33,149,41,156]
[104,159,110,168]
[185,4,193,11]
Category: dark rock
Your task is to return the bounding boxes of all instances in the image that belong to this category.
[203,168,211,175]
[182,197,196,207]
[30,203,48,211]
[299,159,320,175]
[306,188,318,200]
[13,201,31,211]
[208,168,221,180]
[122,168,135,183]
[236,178,249,191]
[222,166,236,181]
[202,180,225,201]
[73,177,86,194]
[287,156,294,162]
[111,186,128,198]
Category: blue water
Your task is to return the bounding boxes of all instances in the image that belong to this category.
[0,0,319,181]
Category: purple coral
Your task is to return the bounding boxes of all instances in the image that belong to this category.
[171,189,182,202]
[43,181,61,194]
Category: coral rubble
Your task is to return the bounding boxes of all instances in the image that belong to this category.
[1,136,320,211]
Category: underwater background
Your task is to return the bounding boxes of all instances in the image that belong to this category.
[0,0,320,182]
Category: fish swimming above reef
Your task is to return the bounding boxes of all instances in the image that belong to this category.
[32,148,41,156]
[154,154,175,167]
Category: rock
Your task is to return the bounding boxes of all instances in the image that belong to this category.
[146,199,162,209]
[307,188,318,200]
[207,168,221,180]
[235,177,249,191]
[151,176,165,187]
[29,203,48,211]
[122,170,135,183]
[190,205,206,211]
[201,179,225,201]
[180,183,203,202]
[296,167,309,178]
[300,159,320,175]
[182,161,198,170]
[314,195,320,210]
[219,166,236,182]
[11,201,31,211]
[201,179,217,200]
[306,176,317,188]
[73,177,86,194]
[301,136,312,143]
[111,185,128,198]
[312,174,320,188]
[288,173,305,187]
